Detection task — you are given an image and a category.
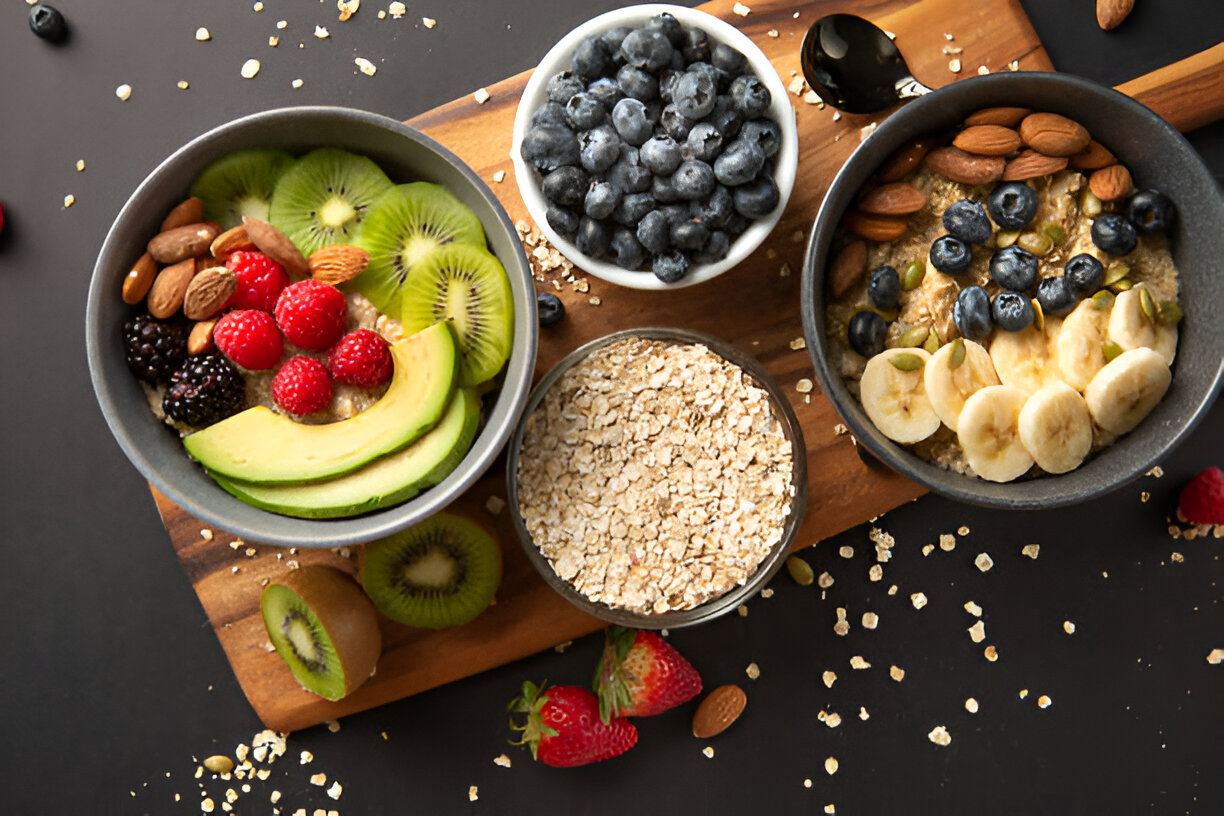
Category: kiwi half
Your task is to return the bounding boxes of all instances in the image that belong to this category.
[267,148,394,257]
[350,182,486,314]
[360,512,501,629]
[260,564,382,701]
[397,243,514,387]
[190,148,295,229]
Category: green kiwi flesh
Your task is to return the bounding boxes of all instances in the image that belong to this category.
[190,148,295,230]
[397,243,514,387]
[260,564,382,701]
[267,148,394,257]
[350,182,486,314]
[361,512,501,629]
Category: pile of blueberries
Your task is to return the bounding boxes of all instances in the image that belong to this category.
[519,12,784,283]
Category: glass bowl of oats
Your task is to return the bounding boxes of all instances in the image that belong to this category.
[506,327,807,628]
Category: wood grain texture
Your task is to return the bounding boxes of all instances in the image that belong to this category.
[1115,42,1224,133]
[157,0,1053,733]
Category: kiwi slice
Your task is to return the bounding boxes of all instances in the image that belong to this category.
[397,243,514,387]
[350,182,486,314]
[267,148,394,257]
[190,148,295,229]
[361,512,501,629]
[260,564,382,701]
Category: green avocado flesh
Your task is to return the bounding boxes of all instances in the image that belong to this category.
[212,388,481,518]
[184,321,459,485]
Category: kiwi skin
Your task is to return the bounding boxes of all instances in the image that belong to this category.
[261,564,382,701]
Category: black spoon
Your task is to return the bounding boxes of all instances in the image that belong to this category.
[800,14,933,115]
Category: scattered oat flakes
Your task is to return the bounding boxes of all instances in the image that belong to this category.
[300,750,313,765]
[803,90,825,107]
[968,620,986,643]
[63,194,75,208]
[803,778,812,788]
[984,645,998,662]
[868,564,883,582]
[825,806,836,815]
[468,786,479,802]
[474,87,491,104]
[977,64,990,75]
[1148,465,1164,477]
[922,544,934,556]
[737,604,748,617]
[824,756,839,775]
[888,584,897,595]
[309,773,327,786]
[974,552,994,572]
[292,78,304,89]
[1037,695,1052,709]
[240,59,261,79]
[276,19,287,29]
[824,712,842,728]
[201,798,215,813]
[195,27,212,41]
[787,75,807,96]
[493,170,506,183]
[338,0,360,21]
[314,25,330,38]
[1021,544,1040,559]
[355,57,377,76]
[832,111,842,122]
[839,545,854,558]
[833,423,848,436]
[911,592,927,609]
[422,17,436,28]
[817,571,834,588]
[939,534,956,551]
[850,655,871,670]
[1171,551,1185,563]
[858,706,869,720]
[702,746,715,758]
[964,697,979,713]
[1063,620,1076,635]
[948,58,962,73]
[822,670,837,688]
[252,1,263,9]
[760,588,774,599]
[588,296,602,306]
[1008,59,1020,71]
[1206,649,1224,665]
[767,28,779,38]
[116,83,133,101]
[964,600,982,616]
[928,725,952,746]
[746,662,760,680]
[178,80,190,89]
[862,612,879,629]
[732,2,751,15]
[796,378,813,394]
[833,607,850,637]
[889,665,905,681]
[388,1,406,18]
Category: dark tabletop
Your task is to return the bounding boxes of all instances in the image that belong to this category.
[2,1,1221,814]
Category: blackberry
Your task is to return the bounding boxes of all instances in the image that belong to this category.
[123,314,188,385]
[162,353,246,427]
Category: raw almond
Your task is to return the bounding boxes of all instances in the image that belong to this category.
[953,125,1022,156]
[148,222,219,264]
[242,216,309,277]
[1069,139,1116,170]
[160,196,204,232]
[878,138,937,183]
[1089,163,1133,201]
[309,244,370,285]
[857,182,928,216]
[188,319,218,355]
[843,210,909,242]
[147,258,197,319]
[692,685,747,739]
[210,224,256,261]
[828,240,867,298]
[1018,112,1091,157]
[182,265,238,320]
[1096,0,1134,30]
[1002,149,1069,181]
[924,146,1006,185]
[121,251,158,304]
[964,107,1031,127]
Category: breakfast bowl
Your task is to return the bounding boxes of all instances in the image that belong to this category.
[506,327,807,628]
[86,106,538,548]
[800,72,1224,509]
[510,3,799,290]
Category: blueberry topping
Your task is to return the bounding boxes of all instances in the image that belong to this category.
[616,64,659,101]
[639,135,683,175]
[520,124,580,173]
[565,92,606,131]
[578,125,620,174]
[1035,276,1078,317]
[710,43,747,78]
[607,156,651,194]
[586,77,624,110]
[636,209,670,254]
[546,71,584,104]
[672,70,717,119]
[694,229,731,263]
[610,228,647,270]
[599,26,634,57]
[659,103,695,141]
[584,181,621,220]
[729,75,771,119]
[987,182,1038,230]
[530,100,569,129]
[576,216,611,258]
[732,176,779,218]
[954,286,993,342]
[671,160,716,201]
[610,97,653,146]
[28,3,66,42]
[991,292,1035,332]
[848,311,887,358]
[1126,189,1175,235]
[646,12,685,45]
[684,122,724,163]
[536,292,566,327]
[988,245,1039,292]
[620,28,674,71]
[690,185,733,230]
[570,35,613,81]
[652,250,690,283]
[613,191,657,227]
[713,138,765,186]
[651,173,682,204]
[867,265,901,310]
[739,118,781,159]
[542,166,588,208]
[941,199,992,244]
[1063,253,1104,293]
[929,235,972,275]
[546,206,580,240]
[1091,213,1137,256]
[680,26,710,63]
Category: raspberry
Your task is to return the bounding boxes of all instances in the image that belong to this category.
[272,356,333,416]
[123,313,188,384]
[327,329,393,388]
[1178,466,1224,525]
[275,280,347,351]
[225,250,289,312]
[163,353,246,427]
[213,309,284,370]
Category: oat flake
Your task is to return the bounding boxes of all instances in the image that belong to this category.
[928,725,952,746]
[240,59,260,79]
[115,83,132,100]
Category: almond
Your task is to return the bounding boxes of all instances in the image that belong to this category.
[210,224,256,261]
[924,146,1006,185]
[147,258,197,319]
[1018,113,1091,157]
[1089,163,1133,201]
[964,107,1031,127]
[188,319,218,355]
[843,210,909,242]
[182,265,238,320]
[1096,0,1134,30]
[857,182,928,216]
[878,138,937,183]
[242,216,309,277]
[1069,139,1116,170]
[159,196,204,232]
[953,125,1022,156]
[121,251,158,305]
[828,240,867,298]
[309,244,370,285]
[692,685,747,739]
[1002,149,1069,181]
[148,222,219,264]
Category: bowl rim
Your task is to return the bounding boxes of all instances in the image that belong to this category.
[509,2,799,291]
[504,326,808,628]
[86,105,539,547]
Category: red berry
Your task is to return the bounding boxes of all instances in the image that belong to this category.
[272,356,333,416]
[225,250,289,312]
[327,329,393,388]
[275,280,347,351]
[1178,466,1224,525]
[213,309,284,370]
[595,626,702,720]
[508,682,637,768]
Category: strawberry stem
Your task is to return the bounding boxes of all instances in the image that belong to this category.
[594,626,638,724]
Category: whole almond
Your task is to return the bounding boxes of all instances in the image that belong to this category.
[188,319,218,355]
[121,251,158,305]
[1089,164,1133,201]
[964,107,1031,127]
[210,224,256,261]
[843,210,909,242]
[1096,0,1135,30]
[1018,113,1091,157]
[692,685,747,739]
[183,266,238,320]
[309,244,371,285]
[243,216,310,277]
[857,182,928,216]
[148,222,220,264]
[1069,139,1116,170]
[160,197,204,232]
[147,258,197,319]
[924,147,1006,185]
[1002,149,1070,181]
[828,240,867,298]
[953,125,1022,157]
[878,138,937,183]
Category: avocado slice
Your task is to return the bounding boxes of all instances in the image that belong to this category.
[210,388,481,518]
[184,321,459,485]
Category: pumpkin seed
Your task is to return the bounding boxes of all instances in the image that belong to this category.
[786,555,814,586]
[203,755,235,775]
[890,352,925,372]
[1092,290,1115,311]
[995,230,1020,248]
[1017,231,1053,256]
[1109,277,1133,292]
[923,327,942,354]
[1040,220,1066,245]
[1030,298,1045,333]
[1081,187,1103,217]
[1138,286,1157,324]
[946,337,966,368]
[902,260,925,290]
[1103,262,1129,286]
[897,325,929,348]
[871,306,899,323]
[1157,300,1183,325]
[1102,340,1123,362]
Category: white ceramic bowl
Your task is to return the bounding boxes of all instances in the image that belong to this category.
[510,3,798,290]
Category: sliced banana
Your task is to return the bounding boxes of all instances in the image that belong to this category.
[924,339,999,432]
[1018,382,1094,474]
[1056,299,1110,392]
[990,317,1064,396]
[860,348,941,444]
[1107,285,1178,364]
[1084,347,1172,435]
[957,385,1035,482]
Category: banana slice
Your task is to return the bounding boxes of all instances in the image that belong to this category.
[1056,299,1110,392]
[860,348,941,443]
[1018,382,1094,474]
[1107,285,1178,364]
[957,385,1035,482]
[1084,347,1172,435]
[990,317,1064,396]
[924,339,999,432]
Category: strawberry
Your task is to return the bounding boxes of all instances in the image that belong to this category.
[225,250,289,312]
[274,279,347,351]
[272,355,333,415]
[327,329,392,388]
[213,309,283,371]
[508,681,637,768]
[594,626,702,722]
[1178,466,1224,525]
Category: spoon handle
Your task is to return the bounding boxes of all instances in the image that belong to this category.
[1114,42,1224,133]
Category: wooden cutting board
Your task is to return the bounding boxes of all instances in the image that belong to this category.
[152,0,1219,733]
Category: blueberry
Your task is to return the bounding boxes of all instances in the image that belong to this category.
[578,125,620,174]
[1035,276,1078,317]
[705,97,743,141]
[565,92,606,130]
[647,12,685,44]
[729,75,771,119]
[690,185,733,229]
[530,100,569,129]
[680,26,710,62]
[685,61,721,89]
[613,192,657,226]
[586,77,624,110]
[640,135,683,175]
[733,176,779,218]
[991,292,1035,332]
[1064,253,1104,293]
[738,118,781,159]
[542,166,588,208]
[848,311,887,358]
[867,265,901,310]
[942,199,992,244]
[1091,213,1137,255]
[711,43,747,80]
[929,235,972,274]
[620,28,674,71]
[651,174,682,204]
[652,250,690,283]
[584,182,621,220]
[659,204,691,226]
[658,69,681,103]
[600,26,634,58]
[545,71,584,104]
[954,286,993,342]
[694,230,731,263]
[537,292,565,327]
[520,124,580,173]
[713,138,765,186]
[672,160,716,201]
[576,216,611,258]
[637,210,670,254]
[725,213,751,240]
[1126,189,1175,235]
[546,206,580,240]
[672,71,717,120]
[988,245,1038,291]
[611,97,653,146]
[659,104,695,141]
[987,182,1038,229]
[610,228,647,270]
[608,158,652,194]
[571,35,612,81]
[616,64,658,101]
[685,122,724,163]
[670,219,710,251]
[29,3,67,42]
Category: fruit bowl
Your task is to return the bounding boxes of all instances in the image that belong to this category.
[86,106,538,547]
[510,4,799,290]
[800,73,1224,509]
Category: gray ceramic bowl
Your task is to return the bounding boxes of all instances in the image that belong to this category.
[505,327,807,628]
[87,107,538,547]
[801,73,1223,509]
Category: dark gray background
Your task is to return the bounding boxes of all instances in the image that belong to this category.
[1,1,1221,813]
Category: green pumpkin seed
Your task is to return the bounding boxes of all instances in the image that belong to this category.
[1104,262,1130,286]
[1081,187,1103,217]
[923,327,942,354]
[1138,287,1157,324]
[204,755,235,775]
[890,352,925,372]
[1030,298,1045,333]
[1040,221,1066,246]
[1110,277,1133,292]
[996,230,1020,248]
[1157,300,1183,325]
[1102,340,1123,362]
[897,325,929,348]
[786,555,815,586]
[1017,231,1054,256]
[946,337,966,368]
[902,260,925,290]
[872,307,899,322]
[1092,290,1115,311]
